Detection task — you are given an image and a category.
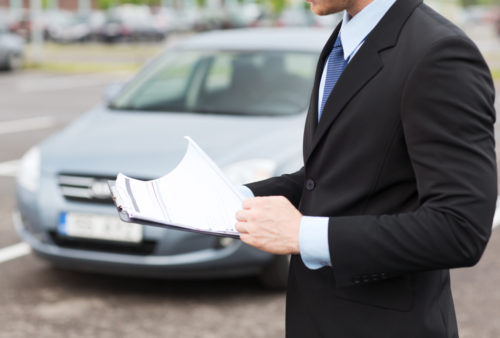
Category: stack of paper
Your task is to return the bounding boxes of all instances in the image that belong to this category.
[109,137,243,238]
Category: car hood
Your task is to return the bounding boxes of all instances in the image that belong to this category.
[40,107,305,179]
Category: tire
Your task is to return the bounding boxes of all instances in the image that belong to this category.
[7,52,23,71]
[258,254,290,290]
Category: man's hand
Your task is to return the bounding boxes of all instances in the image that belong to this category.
[235,196,302,255]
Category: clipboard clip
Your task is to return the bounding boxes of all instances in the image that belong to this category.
[108,180,126,212]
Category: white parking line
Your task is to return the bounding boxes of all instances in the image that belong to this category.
[0,242,31,264]
[493,198,500,229]
[0,160,19,177]
[17,75,114,93]
[0,116,56,135]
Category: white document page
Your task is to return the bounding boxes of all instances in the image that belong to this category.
[114,137,244,235]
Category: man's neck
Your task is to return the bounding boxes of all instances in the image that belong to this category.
[346,0,375,17]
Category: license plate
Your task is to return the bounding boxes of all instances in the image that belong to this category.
[58,212,143,243]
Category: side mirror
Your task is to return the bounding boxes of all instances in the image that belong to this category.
[104,82,125,105]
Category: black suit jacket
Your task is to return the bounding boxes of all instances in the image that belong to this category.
[247,0,497,337]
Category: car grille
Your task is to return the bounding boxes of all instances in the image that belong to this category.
[49,231,156,255]
[58,174,115,204]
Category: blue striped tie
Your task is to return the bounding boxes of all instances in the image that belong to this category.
[319,35,348,122]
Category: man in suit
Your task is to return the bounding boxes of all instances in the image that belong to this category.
[234,0,497,336]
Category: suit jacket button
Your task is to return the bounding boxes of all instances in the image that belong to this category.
[305,179,315,191]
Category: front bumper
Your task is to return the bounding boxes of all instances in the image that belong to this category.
[13,210,273,279]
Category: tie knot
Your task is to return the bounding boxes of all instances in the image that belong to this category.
[333,35,342,48]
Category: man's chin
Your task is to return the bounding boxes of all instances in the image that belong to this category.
[308,4,343,16]
[312,10,332,16]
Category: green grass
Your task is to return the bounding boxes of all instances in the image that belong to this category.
[24,61,141,74]
[492,69,500,81]
[23,42,164,74]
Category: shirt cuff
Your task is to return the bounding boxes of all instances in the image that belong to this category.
[299,216,332,270]
[238,186,255,199]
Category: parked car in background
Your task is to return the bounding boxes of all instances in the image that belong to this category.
[29,10,105,43]
[15,28,329,289]
[0,21,24,71]
[225,3,263,28]
[97,5,166,43]
[4,9,31,41]
[275,8,316,27]
[250,7,339,28]
[6,9,72,42]
[154,7,200,33]
[88,11,106,40]
[192,7,228,31]
[47,14,92,43]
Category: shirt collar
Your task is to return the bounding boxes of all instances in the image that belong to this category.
[339,0,397,60]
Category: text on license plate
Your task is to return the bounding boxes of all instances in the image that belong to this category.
[58,212,143,243]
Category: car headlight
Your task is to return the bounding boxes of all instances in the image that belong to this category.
[223,159,277,186]
[17,147,41,192]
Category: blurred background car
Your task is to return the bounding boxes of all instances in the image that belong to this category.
[3,8,31,40]
[46,13,92,43]
[4,8,71,42]
[275,8,316,27]
[224,2,263,29]
[15,28,330,289]
[0,18,24,71]
[97,5,166,43]
[250,6,340,29]
[1,3,339,46]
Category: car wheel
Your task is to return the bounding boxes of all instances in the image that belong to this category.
[7,52,23,71]
[258,254,290,290]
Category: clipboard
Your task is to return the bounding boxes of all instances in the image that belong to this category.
[108,180,241,239]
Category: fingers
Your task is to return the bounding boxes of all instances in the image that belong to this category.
[242,196,268,209]
[239,233,256,247]
[235,205,253,234]
[235,209,250,222]
[235,221,248,234]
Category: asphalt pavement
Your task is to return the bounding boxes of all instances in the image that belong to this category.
[0,70,499,338]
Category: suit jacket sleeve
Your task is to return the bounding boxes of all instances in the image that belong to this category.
[330,36,497,287]
[245,167,305,208]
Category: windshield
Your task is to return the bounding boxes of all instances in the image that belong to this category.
[110,50,318,116]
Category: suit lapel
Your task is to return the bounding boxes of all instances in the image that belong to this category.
[304,0,423,163]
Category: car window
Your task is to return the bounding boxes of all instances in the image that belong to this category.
[117,52,202,110]
[204,54,232,94]
[110,50,318,116]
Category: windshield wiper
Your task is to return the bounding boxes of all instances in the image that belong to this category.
[108,104,285,116]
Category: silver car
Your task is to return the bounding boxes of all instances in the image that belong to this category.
[0,20,24,71]
[15,28,330,289]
